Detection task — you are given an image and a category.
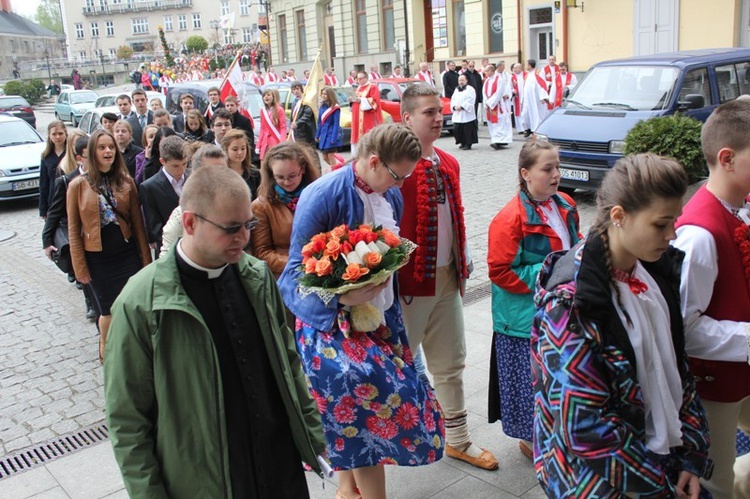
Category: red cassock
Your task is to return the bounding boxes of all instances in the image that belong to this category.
[351,83,381,144]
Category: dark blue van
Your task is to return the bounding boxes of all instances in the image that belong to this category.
[535,48,750,190]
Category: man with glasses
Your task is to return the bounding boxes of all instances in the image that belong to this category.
[210,109,233,147]
[351,71,381,155]
[104,165,326,499]
[398,83,499,472]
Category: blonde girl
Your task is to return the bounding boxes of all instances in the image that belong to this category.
[60,129,87,175]
[39,120,68,218]
[221,129,260,199]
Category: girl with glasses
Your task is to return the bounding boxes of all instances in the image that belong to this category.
[277,124,444,499]
[252,142,320,279]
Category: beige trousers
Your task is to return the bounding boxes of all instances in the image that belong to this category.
[701,396,750,499]
[400,265,466,418]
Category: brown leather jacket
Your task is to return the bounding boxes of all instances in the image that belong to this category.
[251,197,293,278]
[66,175,152,281]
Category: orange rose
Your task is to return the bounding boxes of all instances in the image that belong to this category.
[315,257,333,276]
[380,229,401,248]
[311,232,328,244]
[330,224,348,239]
[302,242,317,258]
[342,263,370,282]
[324,239,341,260]
[363,251,382,269]
[358,224,374,233]
[304,257,318,274]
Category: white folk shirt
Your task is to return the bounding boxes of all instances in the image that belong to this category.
[450,86,476,123]
[673,219,750,363]
[521,72,550,132]
[612,262,684,455]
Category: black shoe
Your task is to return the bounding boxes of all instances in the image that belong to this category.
[86,307,97,321]
[464,145,471,150]
[490,143,500,150]
[67,273,76,283]
[523,130,532,138]
[497,143,508,148]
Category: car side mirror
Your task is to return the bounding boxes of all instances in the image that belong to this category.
[563,87,570,98]
[677,93,704,111]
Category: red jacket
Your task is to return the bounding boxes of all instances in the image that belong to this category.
[398,148,467,296]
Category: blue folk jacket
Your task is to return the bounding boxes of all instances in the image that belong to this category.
[315,104,342,151]
[278,164,403,332]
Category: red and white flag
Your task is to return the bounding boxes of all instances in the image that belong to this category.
[220,52,255,127]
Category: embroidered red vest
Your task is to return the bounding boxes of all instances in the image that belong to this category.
[676,185,750,402]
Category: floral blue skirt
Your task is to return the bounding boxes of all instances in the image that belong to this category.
[296,310,445,470]
[495,333,534,441]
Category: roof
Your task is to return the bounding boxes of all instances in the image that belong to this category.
[596,48,750,67]
[0,10,58,37]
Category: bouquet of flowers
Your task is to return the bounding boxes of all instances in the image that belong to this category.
[297,224,416,332]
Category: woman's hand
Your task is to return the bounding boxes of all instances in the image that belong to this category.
[78,275,91,285]
[339,280,389,307]
[44,245,57,260]
[675,471,700,499]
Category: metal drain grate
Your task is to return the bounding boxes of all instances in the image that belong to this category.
[463,281,491,306]
[0,423,109,480]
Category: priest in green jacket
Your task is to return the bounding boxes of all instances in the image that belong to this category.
[104,164,326,498]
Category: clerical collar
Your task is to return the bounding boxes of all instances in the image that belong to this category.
[176,240,228,279]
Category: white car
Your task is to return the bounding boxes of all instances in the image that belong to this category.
[78,105,120,134]
[0,115,46,202]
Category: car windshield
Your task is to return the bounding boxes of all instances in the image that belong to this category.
[70,91,98,104]
[239,88,264,118]
[565,65,679,111]
[0,97,29,107]
[334,87,355,106]
[0,121,41,146]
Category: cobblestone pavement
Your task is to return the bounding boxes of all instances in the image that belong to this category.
[0,113,597,458]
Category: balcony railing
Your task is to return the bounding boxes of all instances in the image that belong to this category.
[82,0,192,15]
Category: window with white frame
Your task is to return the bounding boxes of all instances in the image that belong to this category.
[240,0,249,16]
[220,0,229,16]
[164,15,173,31]
[131,18,149,34]
[296,10,307,60]
[78,51,87,61]
[242,27,252,42]
[192,13,201,28]
[109,48,116,59]
[75,23,84,38]
[106,20,114,36]
[223,29,232,44]
[178,14,187,30]
[85,0,94,12]
[90,22,99,37]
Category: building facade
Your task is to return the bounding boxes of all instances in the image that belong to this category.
[61,0,262,62]
[0,0,64,79]
[268,0,750,79]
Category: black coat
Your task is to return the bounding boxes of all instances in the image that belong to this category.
[121,143,144,179]
[140,157,161,185]
[42,168,81,248]
[465,69,484,102]
[291,99,316,146]
[442,69,460,99]
[172,113,187,133]
[138,169,182,251]
[126,111,154,148]
[39,151,64,216]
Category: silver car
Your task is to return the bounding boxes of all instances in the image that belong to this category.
[0,115,46,201]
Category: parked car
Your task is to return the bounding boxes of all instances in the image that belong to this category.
[166,80,264,141]
[0,115,46,201]
[78,105,120,134]
[372,78,454,133]
[535,47,750,191]
[54,90,98,127]
[0,95,36,128]
[262,82,392,148]
[95,91,165,109]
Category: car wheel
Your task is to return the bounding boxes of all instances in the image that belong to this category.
[54,112,60,120]
[71,115,78,127]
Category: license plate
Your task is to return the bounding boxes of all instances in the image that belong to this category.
[559,168,589,182]
[445,119,452,126]
[12,179,39,191]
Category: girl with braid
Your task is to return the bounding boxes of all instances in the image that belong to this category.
[487,140,581,459]
[531,154,713,498]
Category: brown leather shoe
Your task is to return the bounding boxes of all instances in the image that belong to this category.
[445,444,499,470]
[518,441,533,460]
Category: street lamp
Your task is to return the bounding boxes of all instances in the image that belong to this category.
[210,19,220,64]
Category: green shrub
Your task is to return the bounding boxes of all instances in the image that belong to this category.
[624,113,706,183]
[185,35,208,53]
[3,79,46,104]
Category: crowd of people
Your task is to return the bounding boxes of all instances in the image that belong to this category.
[37,72,750,498]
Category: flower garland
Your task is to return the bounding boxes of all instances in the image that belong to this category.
[410,154,467,282]
[734,225,750,291]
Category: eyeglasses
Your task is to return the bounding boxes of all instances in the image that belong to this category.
[195,213,259,234]
[273,169,304,183]
[381,161,412,182]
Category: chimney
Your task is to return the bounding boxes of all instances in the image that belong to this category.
[0,0,11,13]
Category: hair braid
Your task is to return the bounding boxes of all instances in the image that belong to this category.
[599,223,633,327]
